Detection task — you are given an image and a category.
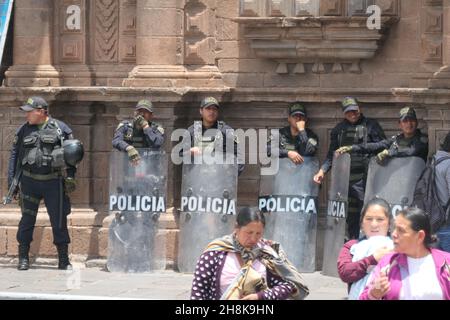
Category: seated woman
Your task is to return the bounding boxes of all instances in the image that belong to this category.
[337,198,394,300]
[190,207,309,300]
[360,207,450,300]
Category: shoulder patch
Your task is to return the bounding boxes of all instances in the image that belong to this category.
[151,122,164,135]
[58,120,72,135]
[13,134,18,145]
[308,138,318,146]
[115,123,125,131]
[115,121,131,132]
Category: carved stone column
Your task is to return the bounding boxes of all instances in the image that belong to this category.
[54,0,93,86]
[430,0,450,88]
[5,0,60,86]
[123,0,184,87]
[123,0,224,88]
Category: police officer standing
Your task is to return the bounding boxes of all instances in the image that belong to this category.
[268,102,319,162]
[336,107,428,164]
[184,97,244,175]
[112,99,164,163]
[8,97,83,271]
[313,97,386,239]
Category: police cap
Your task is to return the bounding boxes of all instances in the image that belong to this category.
[399,107,417,121]
[289,102,307,117]
[20,97,48,112]
[200,97,219,109]
[341,96,360,113]
[135,100,153,113]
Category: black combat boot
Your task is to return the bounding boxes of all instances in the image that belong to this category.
[17,244,30,271]
[56,244,72,270]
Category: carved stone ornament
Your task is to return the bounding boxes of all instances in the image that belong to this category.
[235,1,399,74]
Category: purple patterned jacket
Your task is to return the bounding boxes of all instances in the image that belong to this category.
[190,250,296,300]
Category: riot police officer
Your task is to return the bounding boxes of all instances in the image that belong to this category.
[7,97,84,271]
[112,99,164,164]
[268,102,319,162]
[313,97,386,239]
[336,107,428,163]
[183,97,244,175]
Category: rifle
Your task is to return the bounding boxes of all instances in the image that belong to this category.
[3,169,22,205]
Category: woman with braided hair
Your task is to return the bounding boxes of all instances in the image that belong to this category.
[190,207,309,300]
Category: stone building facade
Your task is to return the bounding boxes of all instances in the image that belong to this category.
[0,0,449,269]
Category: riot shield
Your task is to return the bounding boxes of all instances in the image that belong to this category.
[364,157,426,217]
[178,154,238,273]
[107,149,167,273]
[259,157,319,272]
[322,153,351,277]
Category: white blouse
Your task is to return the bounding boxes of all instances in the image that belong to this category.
[219,252,267,297]
[399,254,443,300]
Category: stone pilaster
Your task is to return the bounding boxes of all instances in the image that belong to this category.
[55,0,93,86]
[5,0,60,86]
[123,0,224,88]
[430,0,450,88]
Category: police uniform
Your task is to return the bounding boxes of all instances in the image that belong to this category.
[185,120,244,175]
[182,97,244,175]
[350,107,429,162]
[351,130,429,162]
[112,120,164,151]
[322,98,386,239]
[7,97,78,270]
[276,127,319,157]
[110,100,165,271]
[268,103,319,158]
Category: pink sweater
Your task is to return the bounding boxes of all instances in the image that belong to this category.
[359,249,450,300]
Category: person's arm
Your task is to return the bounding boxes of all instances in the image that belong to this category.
[337,240,378,284]
[191,251,219,300]
[352,138,391,154]
[7,127,23,187]
[267,129,288,159]
[297,129,318,156]
[256,271,296,300]
[143,124,164,149]
[359,255,394,300]
[320,126,339,174]
[446,166,450,203]
[112,124,130,152]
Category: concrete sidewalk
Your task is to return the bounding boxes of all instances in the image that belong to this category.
[0,261,347,300]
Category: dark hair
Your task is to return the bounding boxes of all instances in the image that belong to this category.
[359,198,393,238]
[236,207,265,228]
[441,131,450,152]
[397,207,435,248]
[360,197,391,224]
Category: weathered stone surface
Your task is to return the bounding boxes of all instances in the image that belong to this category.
[0,228,6,255]
[71,227,100,257]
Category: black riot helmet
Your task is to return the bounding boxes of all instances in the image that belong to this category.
[63,139,84,166]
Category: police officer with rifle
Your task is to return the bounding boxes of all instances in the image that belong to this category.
[5,97,84,271]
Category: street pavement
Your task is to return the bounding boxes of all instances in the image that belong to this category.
[0,259,347,300]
